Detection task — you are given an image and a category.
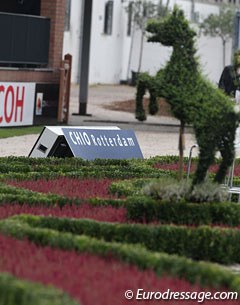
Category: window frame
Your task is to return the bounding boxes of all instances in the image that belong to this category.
[103,1,114,35]
[64,0,71,32]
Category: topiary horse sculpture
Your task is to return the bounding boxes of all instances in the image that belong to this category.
[136,6,239,185]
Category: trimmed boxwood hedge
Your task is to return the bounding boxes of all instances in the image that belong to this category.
[0,157,176,180]
[12,214,240,265]
[0,272,79,305]
[125,196,240,226]
[0,183,81,207]
[0,215,240,293]
[2,155,240,300]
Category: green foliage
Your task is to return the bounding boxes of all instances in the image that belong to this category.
[1,215,240,293]
[136,72,159,121]
[0,156,170,181]
[0,183,81,207]
[135,74,147,120]
[126,195,240,226]
[109,178,159,197]
[200,4,234,66]
[15,214,240,265]
[124,0,170,73]
[0,126,43,139]
[190,180,228,203]
[0,272,79,305]
[200,5,234,39]
[143,178,228,203]
[156,0,170,19]
[126,0,158,32]
[136,6,239,186]
[143,178,190,203]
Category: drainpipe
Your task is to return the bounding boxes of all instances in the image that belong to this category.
[74,0,93,116]
[191,0,195,22]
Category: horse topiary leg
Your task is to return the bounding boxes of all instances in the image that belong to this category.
[148,82,158,115]
[215,137,235,184]
[215,110,238,183]
[136,78,146,121]
[192,145,215,186]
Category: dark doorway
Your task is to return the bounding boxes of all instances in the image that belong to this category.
[0,0,40,16]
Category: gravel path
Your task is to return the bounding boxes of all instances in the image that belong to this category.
[0,84,198,158]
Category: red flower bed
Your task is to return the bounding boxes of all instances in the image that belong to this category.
[0,234,236,305]
[0,204,127,223]
[154,162,240,176]
[7,178,117,200]
[154,163,220,174]
[154,163,240,176]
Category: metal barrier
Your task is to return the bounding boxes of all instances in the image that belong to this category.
[186,144,198,180]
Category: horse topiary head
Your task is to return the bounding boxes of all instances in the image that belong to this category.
[146,6,196,48]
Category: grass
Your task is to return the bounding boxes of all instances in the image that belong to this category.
[0,126,43,139]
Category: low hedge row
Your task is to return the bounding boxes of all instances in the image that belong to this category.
[126,196,240,226]
[2,183,240,227]
[0,157,177,180]
[0,216,240,293]
[0,182,127,208]
[109,178,151,197]
[0,183,80,207]
[0,272,79,305]
[14,214,240,265]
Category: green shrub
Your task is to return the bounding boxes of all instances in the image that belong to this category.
[0,183,80,207]
[126,195,240,226]
[1,216,240,293]
[143,178,189,203]
[143,179,228,203]
[109,178,154,197]
[12,214,240,264]
[0,272,79,305]
[190,181,228,203]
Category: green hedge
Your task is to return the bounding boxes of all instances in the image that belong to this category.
[0,272,79,305]
[0,182,127,208]
[13,214,240,265]
[0,216,239,293]
[126,196,240,226]
[0,156,177,180]
[0,183,81,207]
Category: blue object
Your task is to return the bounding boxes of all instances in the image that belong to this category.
[62,128,143,160]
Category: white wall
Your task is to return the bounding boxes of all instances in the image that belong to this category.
[63,0,82,84]
[89,0,125,84]
[128,0,232,84]
[63,0,233,85]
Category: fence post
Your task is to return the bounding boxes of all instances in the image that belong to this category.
[58,53,72,123]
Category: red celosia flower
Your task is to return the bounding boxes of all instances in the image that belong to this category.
[0,234,236,305]
[0,204,127,223]
[7,178,118,200]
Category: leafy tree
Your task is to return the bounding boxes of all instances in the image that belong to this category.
[124,0,170,79]
[200,5,235,68]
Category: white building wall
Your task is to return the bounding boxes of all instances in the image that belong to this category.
[63,0,234,85]
[63,0,82,84]
[89,0,125,84]
[130,0,232,84]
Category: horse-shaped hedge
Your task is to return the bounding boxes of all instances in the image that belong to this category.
[136,6,239,185]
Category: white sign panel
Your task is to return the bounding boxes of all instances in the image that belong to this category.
[0,82,36,127]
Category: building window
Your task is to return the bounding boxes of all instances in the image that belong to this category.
[104,1,114,35]
[127,2,133,36]
[65,0,71,31]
